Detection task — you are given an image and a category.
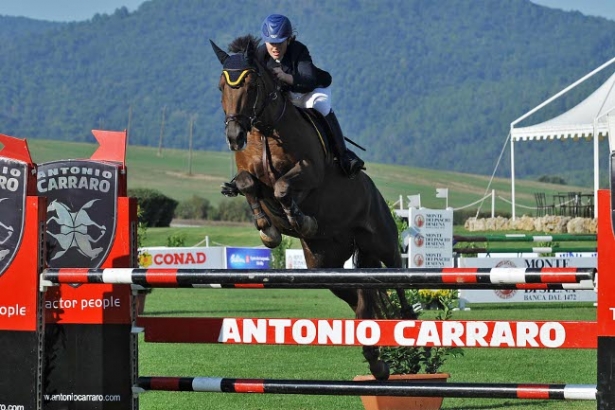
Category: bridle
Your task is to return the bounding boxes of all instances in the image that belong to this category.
[223,67,287,137]
[222,65,288,185]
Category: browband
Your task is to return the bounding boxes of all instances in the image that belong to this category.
[223,69,254,87]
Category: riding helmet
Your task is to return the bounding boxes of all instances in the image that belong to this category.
[261,14,292,43]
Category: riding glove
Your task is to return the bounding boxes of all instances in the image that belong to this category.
[271,67,294,85]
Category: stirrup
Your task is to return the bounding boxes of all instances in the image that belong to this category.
[341,152,365,179]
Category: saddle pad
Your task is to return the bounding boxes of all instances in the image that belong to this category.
[297,108,329,156]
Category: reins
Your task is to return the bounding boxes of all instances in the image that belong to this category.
[254,75,287,186]
[223,66,287,186]
[223,68,286,137]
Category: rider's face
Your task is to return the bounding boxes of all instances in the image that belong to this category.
[266,40,288,62]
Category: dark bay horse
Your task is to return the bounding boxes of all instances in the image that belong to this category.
[211,35,415,380]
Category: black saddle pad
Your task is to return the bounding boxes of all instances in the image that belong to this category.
[296,108,331,155]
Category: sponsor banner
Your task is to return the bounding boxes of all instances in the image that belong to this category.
[286,249,307,269]
[226,247,271,269]
[139,246,225,268]
[284,249,354,269]
[38,160,118,269]
[216,318,596,349]
[0,197,43,332]
[408,208,453,268]
[0,158,27,277]
[458,257,597,304]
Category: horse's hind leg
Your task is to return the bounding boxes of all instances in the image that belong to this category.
[356,228,418,321]
[234,171,281,248]
[352,251,396,381]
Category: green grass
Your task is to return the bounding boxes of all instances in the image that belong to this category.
[141,222,264,248]
[137,290,597,410]
[141,223,596,251]
[25,139,599,408]
[25,138,594,212]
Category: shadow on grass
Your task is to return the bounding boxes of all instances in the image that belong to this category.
[445,401,551,409]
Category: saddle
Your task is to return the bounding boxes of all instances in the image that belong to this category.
[296,108,332,157]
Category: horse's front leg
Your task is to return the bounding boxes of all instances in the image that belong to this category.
[234,171,281,248]
[273,161,318,238]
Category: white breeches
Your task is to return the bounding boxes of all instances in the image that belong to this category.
[288,87,332,116]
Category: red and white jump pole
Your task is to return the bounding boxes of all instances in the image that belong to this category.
[42,267,596,290]
[136,376,595,400]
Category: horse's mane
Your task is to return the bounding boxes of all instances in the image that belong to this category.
[228,34,260,53]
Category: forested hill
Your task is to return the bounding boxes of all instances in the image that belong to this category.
[1,0,614,186]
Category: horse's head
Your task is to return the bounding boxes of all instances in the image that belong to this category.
[211,35,280,151]
[47,199,58,212]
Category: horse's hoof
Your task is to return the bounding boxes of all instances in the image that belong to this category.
[259,226,282,248]
[369,360,390,381]
[300,216,318,238]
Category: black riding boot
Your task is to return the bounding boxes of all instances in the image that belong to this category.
[324,110,365,178]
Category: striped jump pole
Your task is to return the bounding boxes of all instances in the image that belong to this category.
[135,376,596,400]
[454,246,597,254]
[42,267,596,290]
[453,234,596,243]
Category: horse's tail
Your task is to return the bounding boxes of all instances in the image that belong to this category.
[371,289,418,320]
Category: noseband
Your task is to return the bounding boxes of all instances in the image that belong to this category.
[223,68,286,136]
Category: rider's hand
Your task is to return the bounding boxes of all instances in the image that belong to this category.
[271,67,294,85]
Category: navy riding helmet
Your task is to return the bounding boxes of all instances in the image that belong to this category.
[261,14,292,44]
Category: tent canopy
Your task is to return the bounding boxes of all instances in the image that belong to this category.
[512,70,615,141]
[509,57,615,220]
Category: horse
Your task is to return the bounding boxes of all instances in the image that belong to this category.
[211,35,416,380]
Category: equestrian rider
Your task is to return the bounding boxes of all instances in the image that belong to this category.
[222,14,364,196]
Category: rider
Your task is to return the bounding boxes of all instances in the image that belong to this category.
[221,14,364,196]
[257,13,364,178]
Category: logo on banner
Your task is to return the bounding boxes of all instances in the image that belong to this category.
[138,251,153,268]
[413,234,424,247]
[413,214,425,228]
[0,160,27,277]
[226,247,271,269]
[494,259,517,299]
[38,160,118,269]
[413,253,424,267]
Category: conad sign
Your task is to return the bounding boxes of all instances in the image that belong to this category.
[138,247,225,269]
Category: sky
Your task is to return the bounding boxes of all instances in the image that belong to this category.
[0,0,147,22]
[531,0,615,21]
[0,0,614,22]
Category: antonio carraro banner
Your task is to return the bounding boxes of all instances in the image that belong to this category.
[214,318,596,349]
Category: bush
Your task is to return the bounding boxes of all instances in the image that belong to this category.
[379,289,464,374]
[214,198,252,222]
[270,236,293,269]
[175,195,213,220]
[167,233,187,247]
[128,188,178,227]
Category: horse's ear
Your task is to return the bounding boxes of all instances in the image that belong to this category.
[243,39,255,66]
[210,39,229,65]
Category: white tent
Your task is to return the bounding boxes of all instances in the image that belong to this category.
[510,56,615,219]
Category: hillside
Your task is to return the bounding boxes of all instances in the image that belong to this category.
[1,0,614,187]
[25,138,590,219]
